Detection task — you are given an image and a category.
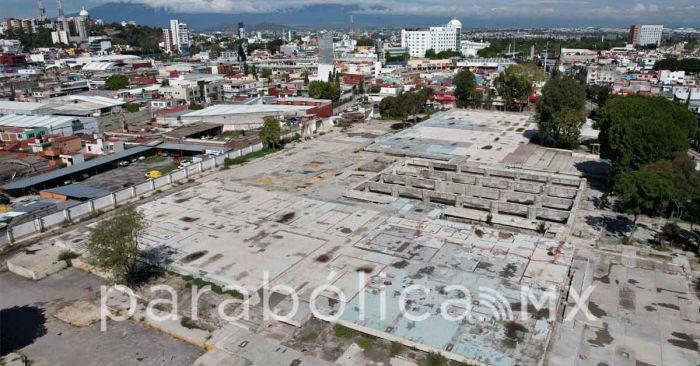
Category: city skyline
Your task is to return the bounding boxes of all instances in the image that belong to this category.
[2,0,700,28]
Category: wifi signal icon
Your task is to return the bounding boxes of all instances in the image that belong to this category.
[477,287,514,322]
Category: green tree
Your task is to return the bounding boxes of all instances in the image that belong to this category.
[188,102,204,110]
[238,43,247,62]
[261,68,272,79]
[308,81,341,101]
[356,36,374,47]
[495,65,533,111]
[123,104,140,113]
[653,58,680,71]
[424,49,437,59]
[423,352,448,366]
[536,75,586,148]
[643,154,700,218]
[378,89,430,123]
[453,69,478,108]
[615,168,674,226]
[105,74,129,90]
[598,95,697,171]
[260,117,281,148]
[586,84,612,107]
[679,58,700,73]
[87,206,147,284]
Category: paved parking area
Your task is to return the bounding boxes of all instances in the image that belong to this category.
[79,157,177,191]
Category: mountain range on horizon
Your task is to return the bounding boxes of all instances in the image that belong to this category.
[78,3,443,31]
[76,2,686,31]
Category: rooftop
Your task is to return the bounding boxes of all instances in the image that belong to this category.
[42,184,110,199]
[0,114,82,129]
[182,104,312,118]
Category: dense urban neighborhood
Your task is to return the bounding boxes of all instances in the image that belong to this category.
[0,2,699,366]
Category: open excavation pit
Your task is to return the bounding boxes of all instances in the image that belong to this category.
[347,157,586,233]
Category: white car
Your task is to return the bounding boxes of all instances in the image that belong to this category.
[178,160,193,169]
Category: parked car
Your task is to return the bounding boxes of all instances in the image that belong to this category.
[178,160,193,169]
[144,170,162,179]
[118,160,130,167]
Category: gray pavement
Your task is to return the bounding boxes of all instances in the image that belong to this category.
[0,268,203,366]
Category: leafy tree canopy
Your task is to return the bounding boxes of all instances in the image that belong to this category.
[308,80,341,102]
[105,74,129,90]
[654,58,700,73]
[495,64,534,111]
[615,166,674,219]
[260,117,282,148]
[536,75,586,148]
[598,95,696,171]
[87,206,147,284]
[453,69,479,108]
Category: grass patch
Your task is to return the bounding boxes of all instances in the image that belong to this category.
[303,331,319,342]
[224,147,278,167]
[180,316,206,330]
[334,324,357,339]
[159,163,179,174]
[389,341,403,356]
[182,275,244,299]
[357,335,375,350]
[141,155,166,164]
[423,352,448,366]
[216,130,243,140]
[58,251,80,266]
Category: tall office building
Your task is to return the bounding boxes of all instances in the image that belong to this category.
[37,0,47,22]
[56,0,69,33]
[75,8,90,41]
[170,19,180,51]
[317,33,335,82]
[238,22,245,38]
[629,24,663,47]
[177,22,190,56]
[401,19,462,58]
[162,28,173,53]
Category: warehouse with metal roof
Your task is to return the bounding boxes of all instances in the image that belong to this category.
[2,145,154,196]
[180,104,313,130]
[0,101,53,116]
[0,114,98,137]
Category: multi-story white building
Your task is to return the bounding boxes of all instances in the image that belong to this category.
[170,20,180,51]
[659,70,685,85]
[629,25,663,47]
[168,19,190,55]
[162,28,173,53]
[401,19,462,58]
[177,23,189,51]
[586,65,618,85]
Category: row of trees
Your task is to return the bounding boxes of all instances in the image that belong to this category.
[452,65,540,112]
[424,49,463,59]
[596,95,700,227]
[308,80,341,102]
[379,88,431,123]
[653,58,700,73]
[477,37,627,58]
[1,27,53,50]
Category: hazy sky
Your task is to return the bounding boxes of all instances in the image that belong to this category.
[4,0,699,26]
